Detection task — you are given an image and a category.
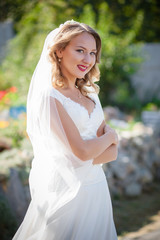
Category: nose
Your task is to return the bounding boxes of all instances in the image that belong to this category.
[83,53,91,64]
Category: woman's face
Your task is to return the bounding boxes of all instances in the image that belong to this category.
[57,32,97,83]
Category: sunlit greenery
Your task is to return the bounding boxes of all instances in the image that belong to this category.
[0,1,145,112]
[0,0,159,112]
[78,3,143,111]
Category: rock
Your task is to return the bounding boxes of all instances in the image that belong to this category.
[103,106,125,121]
[5,168,29,223]
[20,149,33,162]
[107,176,123,196]
[109,119,130,129]
[127,148,139,161]
[20,138,32,151]
[120,138,130,149]
[104,122,160,197]
[0,148,19,161]
[138,168,153,184]
[0,137,12,152]
[24,185,31,203]
[155,148,160,158]
[131,136,144,149]
[111,161,128,180]
[125,182,142,197]
[111,154,136,180]
[0,109,10,121]
[133,122,153,136]
[155,167,160,180]
[0,118,159,223]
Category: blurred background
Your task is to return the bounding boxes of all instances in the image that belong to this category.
[0,0,160,240]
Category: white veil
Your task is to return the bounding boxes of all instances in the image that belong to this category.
[26,23,92,229]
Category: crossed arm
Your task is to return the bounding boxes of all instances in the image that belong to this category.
[51,97,118,164]
[93,120,118,164]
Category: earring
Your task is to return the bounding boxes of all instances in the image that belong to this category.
[58,58,61,63]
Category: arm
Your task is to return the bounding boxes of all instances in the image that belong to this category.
[93,122,118,165]
[96,120,106,137]
[93,144,118,164]
[51,98,117,161]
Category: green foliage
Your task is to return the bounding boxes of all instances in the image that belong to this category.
[0,0,29,23]
[0,1,75,96]
[143,100,160,111]
[0,2,57,95]
[0,1,144,112]
[0,197,17,240]
[1,117,26,148]
[0,87,19,111]
[106,0,160,42]
[1,0,160,42]
[78,3,143,111]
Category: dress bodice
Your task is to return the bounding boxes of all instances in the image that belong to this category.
[50,87,104,140]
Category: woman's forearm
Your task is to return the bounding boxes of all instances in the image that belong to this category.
[93,144,118,165]
[82,131,116,161]
[53,99,117,161]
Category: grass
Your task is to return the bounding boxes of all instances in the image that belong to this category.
[108,120,137,132]
[113,182,160,237]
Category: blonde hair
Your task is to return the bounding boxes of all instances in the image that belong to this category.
[48,20,101,95]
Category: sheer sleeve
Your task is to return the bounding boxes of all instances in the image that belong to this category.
[28,87,93,221]
[49,87,64,105]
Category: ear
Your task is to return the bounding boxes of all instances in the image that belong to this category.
[56,49,63,58]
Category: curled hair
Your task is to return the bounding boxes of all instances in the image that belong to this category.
[48,20,101,95]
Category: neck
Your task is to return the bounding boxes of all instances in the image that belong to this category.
[64,78,77,90]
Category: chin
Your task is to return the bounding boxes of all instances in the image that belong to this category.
[76,73,86,79]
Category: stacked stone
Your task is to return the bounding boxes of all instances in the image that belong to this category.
[0,122,160,221]
[0,139,32,223]
[103,128,160,197]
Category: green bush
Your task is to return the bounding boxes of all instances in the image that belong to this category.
[0,117,26,148]
[78,3,143,112]
[0,2,58,97]
[0,2,143,113]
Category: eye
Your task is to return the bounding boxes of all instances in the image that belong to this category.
[76,49,84,53]
[90,52,96,56]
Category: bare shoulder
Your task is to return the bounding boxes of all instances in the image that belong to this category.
[52,85,71,98]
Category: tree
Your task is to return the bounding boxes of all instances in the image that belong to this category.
[106,0,160,42]
[78,3,143,111]
[0,1,147,112]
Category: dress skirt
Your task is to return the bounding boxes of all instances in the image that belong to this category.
[13,165,117,240]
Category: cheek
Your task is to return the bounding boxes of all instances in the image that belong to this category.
[91,57,96,67]
[93,55,96,63]
[65,49,79,61]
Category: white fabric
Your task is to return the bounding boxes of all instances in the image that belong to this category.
[12,23,117,240]
[13,88,117,240]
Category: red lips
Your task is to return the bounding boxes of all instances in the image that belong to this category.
[77,65,88,72]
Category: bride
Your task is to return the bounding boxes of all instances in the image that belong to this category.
[13,20,118,240]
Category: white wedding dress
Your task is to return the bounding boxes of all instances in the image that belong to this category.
[13,87,117,240]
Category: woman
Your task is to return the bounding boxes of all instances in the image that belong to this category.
[13,20,118,240]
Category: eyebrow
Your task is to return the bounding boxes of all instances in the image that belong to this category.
[76,46,97,52]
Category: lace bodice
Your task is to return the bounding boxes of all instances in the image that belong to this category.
[50,88,104,140]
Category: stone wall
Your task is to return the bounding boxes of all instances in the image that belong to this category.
[131,43,160,102]
[0,20,14,63]
[0,139,32,224]
[103,126,160,197]
[0,125,160,222]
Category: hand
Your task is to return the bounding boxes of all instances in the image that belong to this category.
[103,124,118,145]
[103,124,111,134]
